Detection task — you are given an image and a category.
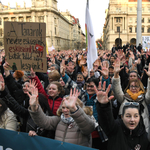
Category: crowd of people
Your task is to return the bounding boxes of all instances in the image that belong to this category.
[0,44,150,149]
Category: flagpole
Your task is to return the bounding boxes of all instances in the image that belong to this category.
[87,0,90,77]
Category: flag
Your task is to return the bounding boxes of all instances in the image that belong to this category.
[98,42,102,47]
[85,4,98,71]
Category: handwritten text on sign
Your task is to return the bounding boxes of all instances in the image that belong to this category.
[4,22,47,72]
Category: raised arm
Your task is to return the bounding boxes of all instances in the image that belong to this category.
[28,86,60,130]
[63,89,95,135]
[95,81,118,136]
[112,58,124,103]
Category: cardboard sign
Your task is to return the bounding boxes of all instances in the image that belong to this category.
[4,22,47,72]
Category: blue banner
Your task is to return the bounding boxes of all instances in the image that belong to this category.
[0,129,97,150]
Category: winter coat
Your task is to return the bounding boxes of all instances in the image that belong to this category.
[112,76,150,132]
[29,105,95,147]
[96,102,150,150]
[0,108,17,131]
[32,76,62,115]
[1,89,55,138]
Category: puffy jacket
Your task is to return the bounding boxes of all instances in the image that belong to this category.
[29,106,95,147]
[0,108,17,131]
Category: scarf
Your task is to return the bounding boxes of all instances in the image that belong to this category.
[61,113,74,124]
[126,89,144,101]
[76,80,85,89]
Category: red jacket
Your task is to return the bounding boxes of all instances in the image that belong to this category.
[32,76,62,115]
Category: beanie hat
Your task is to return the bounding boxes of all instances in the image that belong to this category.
[14,70,24,79]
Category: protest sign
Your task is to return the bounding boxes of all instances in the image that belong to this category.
[142,36,150,51]
[0,129,97,150]
[4,22,47,72]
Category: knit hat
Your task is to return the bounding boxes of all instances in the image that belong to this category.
[14,70,24,79]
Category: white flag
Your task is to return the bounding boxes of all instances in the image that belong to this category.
[85,5,98,71]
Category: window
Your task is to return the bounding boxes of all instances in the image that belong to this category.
[38,16,44,22]
[116,18,121,23]
[0,18,1,25]
[55,27,56,35]
[129,18,132,23]
[148,8,150,12]
[19,17,24,22]
[148,18,150,23]
[54,18,56,24]
[142,7,144,12]
[130,7,132,12]
[135,18,137,23]
[147,27,150,33]
[4,17,9,21]
[129,27,132,33]
[135,27,137,33]
[0,29,2,36]
[11,17,16,22]
[142,18,144,23]
[117,26,120,32]
[26,16,32,22]
[142,27,144,33]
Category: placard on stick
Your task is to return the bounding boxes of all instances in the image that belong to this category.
[4,21,47,72]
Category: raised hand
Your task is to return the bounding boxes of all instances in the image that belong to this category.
[94,81,114,104]
[27,87,39,112]
[144,63,150,77]
[113,58,124,77]
[60,59,66,76]
[30,68,36,78]
[0,74,5,91]
[63,88,80,112]
[3,61,10,77]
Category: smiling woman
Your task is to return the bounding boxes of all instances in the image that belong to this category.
[96,82,150,150]
[29,88,95,147]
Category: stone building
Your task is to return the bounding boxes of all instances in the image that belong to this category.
[103,0,150,50]
[0,0,85,51]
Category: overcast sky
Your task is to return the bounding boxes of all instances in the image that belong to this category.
[1,0,109,40]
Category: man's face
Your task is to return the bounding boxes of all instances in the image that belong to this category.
[66,62,74,73]
[110,56,115,63]
[86,82,96,95]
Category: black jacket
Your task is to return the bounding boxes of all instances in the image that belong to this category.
[96,102,150,150]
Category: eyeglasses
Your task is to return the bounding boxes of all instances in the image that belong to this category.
[130,85,140,89]
[124,102,139,107]
[86,85,94,88]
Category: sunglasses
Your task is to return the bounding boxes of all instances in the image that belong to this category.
[124,102,139,107]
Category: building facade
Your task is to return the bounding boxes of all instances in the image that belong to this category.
[0,0,85,51]
[103,0,150,50]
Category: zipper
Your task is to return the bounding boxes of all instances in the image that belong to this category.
[62,124,68,142]
[27,121,36,131]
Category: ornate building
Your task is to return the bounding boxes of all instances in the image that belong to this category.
[103,0,150,50]
[0,0,85,50]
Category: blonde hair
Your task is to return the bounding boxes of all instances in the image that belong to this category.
[57,96,93,116]
[124,79,145,94]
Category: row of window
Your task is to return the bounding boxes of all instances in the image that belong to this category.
[0,16,45,25]
[129,27,150,33]
[116,26,150,33]
[116,17,150,23]
[116,7,150,12]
